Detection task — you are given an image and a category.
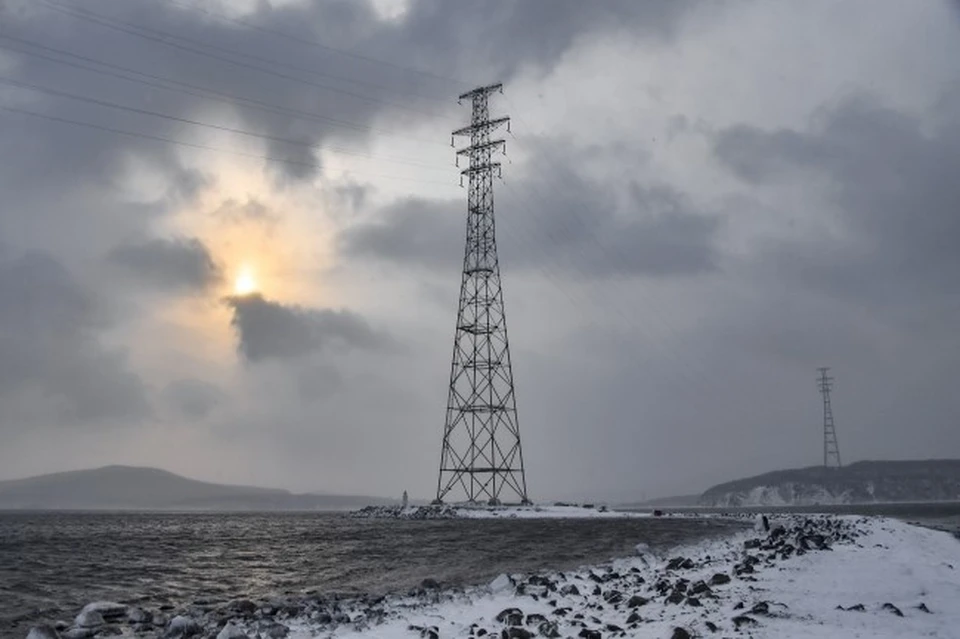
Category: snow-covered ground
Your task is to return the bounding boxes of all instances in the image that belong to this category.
[352,504,654,519]
[289,516,959,639]
[28,514,960,638]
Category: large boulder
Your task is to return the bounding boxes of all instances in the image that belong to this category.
[73,611,104,629]
[26,626,61,639]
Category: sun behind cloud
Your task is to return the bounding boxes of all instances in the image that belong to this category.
[233,266,258,296]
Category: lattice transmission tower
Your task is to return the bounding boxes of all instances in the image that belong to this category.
[434,83,529,505]
[817,367,842,468]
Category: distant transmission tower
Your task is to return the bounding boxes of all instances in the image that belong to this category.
[817,367,842,468]
[434,83,529,505]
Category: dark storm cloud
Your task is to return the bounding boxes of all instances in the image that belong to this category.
[225,293,388,362]
[161,378,225,420]
[0,251,148,423]
[714,95,960,304]
[109,236,221,291]
[342,173,722,278]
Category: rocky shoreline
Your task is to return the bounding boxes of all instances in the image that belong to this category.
[21,513,893,639]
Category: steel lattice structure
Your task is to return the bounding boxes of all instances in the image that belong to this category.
[434,83,529,505]
[817,367,843,468]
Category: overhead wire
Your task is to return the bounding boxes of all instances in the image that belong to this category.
[0,103,457,188]
[0,34,449,148]
[0,75,451,171]
[156,0,470,93]
[39,0,457,121]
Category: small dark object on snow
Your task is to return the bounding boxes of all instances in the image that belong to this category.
[882,603,904,617]
[750,601,770,616]
[626,595,648,608]
[604,623,623,633]
[762,515,770,531]
[495,608,524,626]
[525,613,547,626]
[653,509,663,516]
[744,539,761,549]
[733,602,745,610]
[670,627,692,639]
[685,597,701,607]
[501,628,532,639]
[689,581,711,596]
[709,573,731,586]
[537,621,561,638]
[665,590,685,605]
[917,603,932,614]
[732,615,758,628]
[625,612,642,624]
[837,603,865,612]
[705,620,719,633]
[577,630,601,639]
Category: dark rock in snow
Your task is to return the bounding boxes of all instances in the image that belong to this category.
[750,601,770,616]
[495,608,524,626]
[625,612,642,624]
[689,581,711,596]
[882,603,904,617]
[525,613,547,626]
[577,630,601,639]
[665,590,685,605]
[602,590,623,605]
[705,620,719,632]
[685,597,701,607]
[604,623,623,633]
[560,584,580,596]
[732,615,758,628]
[709,573,731,586]
[917,602,932,614]
[670,628,692,639]
[537,621,561,638]
[626,595,648,608]
[501,628,532,639]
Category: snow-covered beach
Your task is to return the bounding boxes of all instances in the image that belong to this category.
[26,511,960,639]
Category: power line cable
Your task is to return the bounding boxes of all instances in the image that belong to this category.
[0,75,451,171]
[39,0,456,121]
[0,34,448,147]
[157,0,470,91]
[0,103,457,188]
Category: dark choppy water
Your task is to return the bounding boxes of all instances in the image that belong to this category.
[0,511,744,634]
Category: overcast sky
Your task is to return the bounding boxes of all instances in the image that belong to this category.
[0,0,958,502]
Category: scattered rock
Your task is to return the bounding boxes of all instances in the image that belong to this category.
[882,603,904,617]
[704,620,718,632]
[163,615,200,638]
[916,602,932,614]
[73,611,104,629]
[26,626,61,639]
[625,612,642,624]
[732,615,758,628]
[709,573,731,586]
[537,621,561,638]
[495,608,524,626]
[502,627,533,639]
[670,628,692,639]
[216,623,249,639]
[576,630,601,639]
[626,595,648,608]
[560,585,580,597]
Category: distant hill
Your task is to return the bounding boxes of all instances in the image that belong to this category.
[0,465,396,511]
[699,460,960,507]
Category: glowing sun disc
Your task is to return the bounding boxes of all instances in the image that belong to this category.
[234,268,257,295]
